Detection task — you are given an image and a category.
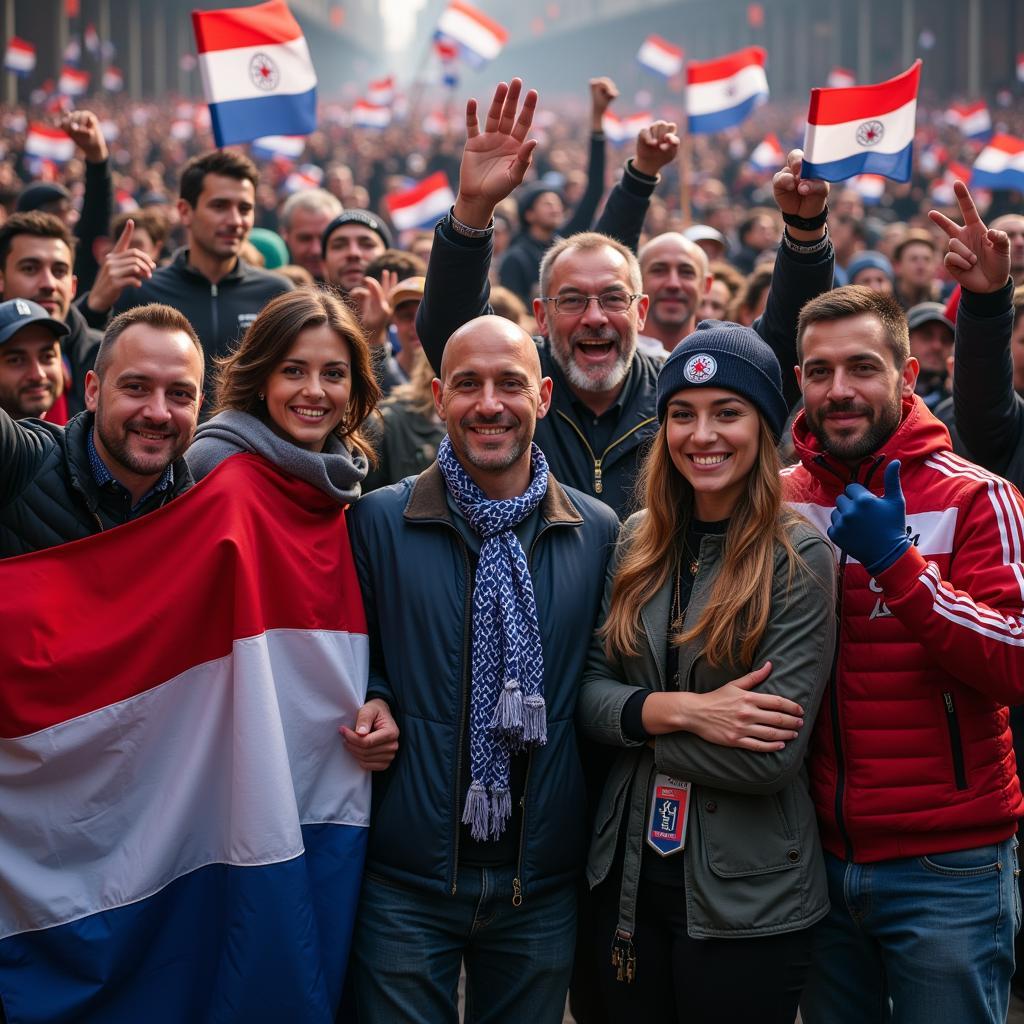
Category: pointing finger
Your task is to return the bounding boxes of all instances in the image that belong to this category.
[953,180,982,227]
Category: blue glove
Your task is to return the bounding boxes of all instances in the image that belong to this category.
[827,460,912,575]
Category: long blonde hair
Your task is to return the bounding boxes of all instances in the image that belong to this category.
[600,413,804,667]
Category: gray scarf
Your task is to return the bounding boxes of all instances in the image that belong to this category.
[185,409,367,505]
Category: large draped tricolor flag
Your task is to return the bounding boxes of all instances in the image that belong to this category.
[192,0,318,148]
[0,454,370,1023]
[801,60,921,183]
[434,0,508,69]
[686,46,769,134]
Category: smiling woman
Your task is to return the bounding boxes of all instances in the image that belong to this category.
[184,287,380,505]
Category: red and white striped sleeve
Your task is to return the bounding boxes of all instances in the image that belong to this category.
[875,454,1024,705]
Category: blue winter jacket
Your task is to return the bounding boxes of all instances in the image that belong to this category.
[348,463,620,899]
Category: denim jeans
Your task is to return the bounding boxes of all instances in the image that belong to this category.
[800,838,1021,1024]
[350,866,576,1024]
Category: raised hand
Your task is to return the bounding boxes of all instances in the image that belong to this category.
[454,78,538,228]
[828,460,912,575]
[772,148,829,222]
[589,76,619,129]
[348,268,396,343]
[633,120,679,177]
[86,219,157,313]
[929,180,1011,294]
[59,110,108,163]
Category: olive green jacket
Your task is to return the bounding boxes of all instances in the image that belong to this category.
[577,512,836,940]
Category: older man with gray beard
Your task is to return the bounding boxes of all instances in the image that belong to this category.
[418,78,835,520]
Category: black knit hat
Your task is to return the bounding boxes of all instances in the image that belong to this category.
[321,210,393,256]
[656,320,788,440]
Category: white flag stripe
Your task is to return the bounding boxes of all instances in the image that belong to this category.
[0,628,369,940]
[803,97,917,163]
[197,37,317,106]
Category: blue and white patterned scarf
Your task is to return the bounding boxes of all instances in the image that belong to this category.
[437,435,549,841]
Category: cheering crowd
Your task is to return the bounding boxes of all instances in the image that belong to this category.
[2,69,1024,1024]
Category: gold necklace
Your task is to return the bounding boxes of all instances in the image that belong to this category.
[682,537,700,578]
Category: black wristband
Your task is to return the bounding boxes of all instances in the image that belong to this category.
[781,204,829,231]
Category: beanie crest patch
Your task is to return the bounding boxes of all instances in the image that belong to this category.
[683,353,718,384]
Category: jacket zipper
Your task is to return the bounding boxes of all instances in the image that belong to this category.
[450,539,474,895]
[942,692,968,790]
[555,410,655,495]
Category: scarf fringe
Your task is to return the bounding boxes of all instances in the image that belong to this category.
[522,694,547,745]
[491,678,524,733]
[463,780,490,841]
[490,787,511,838]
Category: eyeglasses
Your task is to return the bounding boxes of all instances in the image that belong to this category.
[539,292,641,315]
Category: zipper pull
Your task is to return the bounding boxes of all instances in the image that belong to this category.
[511,877,522,907]
[593,460,603,494]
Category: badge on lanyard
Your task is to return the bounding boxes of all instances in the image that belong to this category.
[646,773,691,857]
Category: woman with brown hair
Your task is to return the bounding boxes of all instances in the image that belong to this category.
[578,321,836,1023]
[186,287,379,506]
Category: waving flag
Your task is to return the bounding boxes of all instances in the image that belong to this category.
[0,455,369,1024]
[367,75,396,106]
[84,23,101,56]
[435,0,508,69]
[63,37,81,65]
[193,0,318,148]
[102,66,124,92]
[686,46,769,135]
[749,132,785,171]
[4,37,36,76]
[251,133,306,160]
[637,35,684,78]
[931,161,972,205]
[352,99,391,129]
[58,66,90,96]
[602,111,652,146]
[285,162,324,193]
[801,60,921,183]
[945,101,992,141]
[25,123,75,162]
[850,173,886,204]
[386,171,455,232]
[970,134,1024,191]
[827,67,856,89]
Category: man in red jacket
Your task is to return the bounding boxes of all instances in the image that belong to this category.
[785,185,1024,1024]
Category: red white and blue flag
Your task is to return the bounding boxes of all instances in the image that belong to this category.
[386,171,455,232]
[945,101,992,141]
[102,66,124,92]
[801,60,921,183]
[58,66,90,97]
[24,122,75,162]
[4,37,36,76]
[435,0,508,69]
[0,454,370,1024]
[63,36,81,65]
[970,134,1024,192]
[686,46,769,135]
[931,161,972,205]
[284,162,324,193]
[850,173,887,204]
[84,23,101,56]
[251,133,306,161]
[192,0,318,148]
[827,67,856,89]
[367,75,396,106]
[749,132,785,171]
[602,111,651,146]
[352,99,391,129]
[636,35,684,78]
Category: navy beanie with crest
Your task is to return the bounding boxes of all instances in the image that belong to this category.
[656,320,788,440]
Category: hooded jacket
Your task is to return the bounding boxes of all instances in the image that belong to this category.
[782,396,1024,863]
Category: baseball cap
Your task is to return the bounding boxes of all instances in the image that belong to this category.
[0,298,70,346]
[388,276,425,308]
[907,301,954,333]
[683,224,727,248]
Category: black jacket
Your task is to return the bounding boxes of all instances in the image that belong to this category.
[952,280,1024,494]
[112,250,293,402]
[348,464,619,897]
[0,409,192,558]
[62,304,102,416]
[419,214,834,518]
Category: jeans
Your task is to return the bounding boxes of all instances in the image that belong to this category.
[800,838,1021,1024]
[350,866,576,1024]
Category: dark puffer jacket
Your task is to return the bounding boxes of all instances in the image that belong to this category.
[0,409,192,558]
[348,464,620,898]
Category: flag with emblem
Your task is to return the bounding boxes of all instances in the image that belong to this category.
[686,47,769,135]
[192,0,318,148]
[801,60,920,183]
[0,455,370,1024]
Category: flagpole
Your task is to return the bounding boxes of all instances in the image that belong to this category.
[679,75,691,228]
